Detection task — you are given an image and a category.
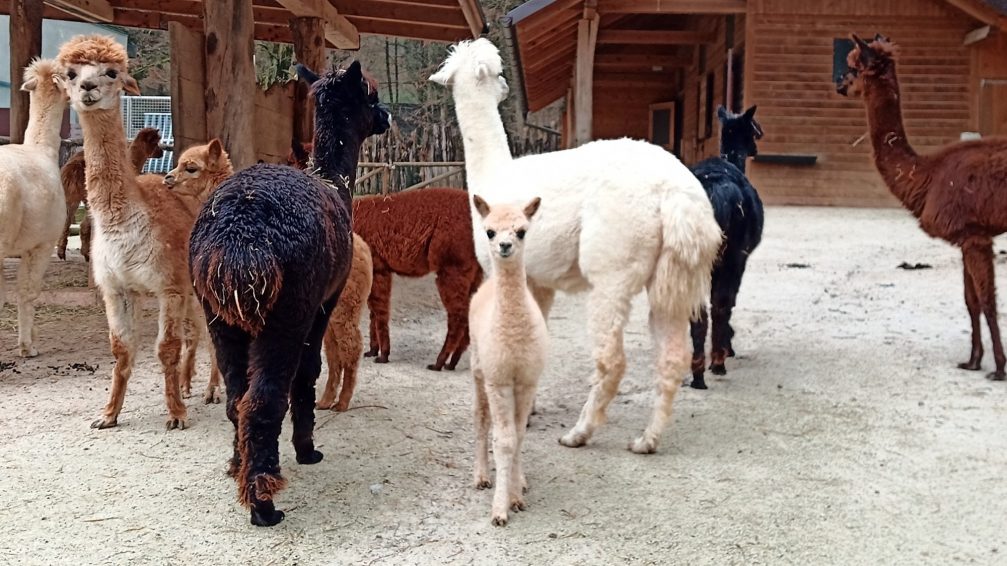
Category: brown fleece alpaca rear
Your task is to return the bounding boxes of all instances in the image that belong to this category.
[57,127,163,260]
[352,188,483,370]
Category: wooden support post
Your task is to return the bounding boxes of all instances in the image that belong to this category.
[203,0,256,170]
[573,2,598,147]
[290,16,326,148]
[169,22,207,162]
[10,0,43,144]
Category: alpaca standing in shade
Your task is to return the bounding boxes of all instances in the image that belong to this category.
[838,33,1007,380]
[431,38,722,454]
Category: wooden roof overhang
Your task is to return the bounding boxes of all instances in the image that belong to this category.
[505,0,1007,113]
[5,0,488,49]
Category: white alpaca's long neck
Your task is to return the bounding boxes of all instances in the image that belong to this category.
[453,85,513,193]
[22,96,65,157]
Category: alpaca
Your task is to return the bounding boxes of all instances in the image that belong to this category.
[316,233,373,411]
[688,106,765,390]
[431,39,722,454]
[189,61,389,526]
[353,188,483,370]
[57,127,164,261]
[838,33,1007,381]
[55,35,206,429]
[0,59,68,358]
[162,139,235,403]
[287,139,313,169]
[469,195,548,526]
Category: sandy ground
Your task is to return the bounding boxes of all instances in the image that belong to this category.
[1,207,1006,566]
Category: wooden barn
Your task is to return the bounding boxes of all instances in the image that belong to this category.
[504,0,1007,207]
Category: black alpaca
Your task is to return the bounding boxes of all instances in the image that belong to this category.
[189,61,389,527]
[689,105,765,390]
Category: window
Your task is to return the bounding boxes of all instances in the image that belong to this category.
[649,101,675,153]
[833,38,855,84]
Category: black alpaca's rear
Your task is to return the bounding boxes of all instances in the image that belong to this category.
[188,61,389,526]
[689,106,765,390]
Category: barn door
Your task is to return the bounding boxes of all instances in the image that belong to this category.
[979,80,1007,136]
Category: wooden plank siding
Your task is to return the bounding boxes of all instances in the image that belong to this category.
[744,0,979,207]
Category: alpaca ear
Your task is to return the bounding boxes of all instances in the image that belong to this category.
[473,195,491,218]
[523,197,542,220]
[850,33,877,63]
[429,66,452,86]
[345,60,363,80]
[742,105,757,119]
[122,73,141,96]
[475,63,494,81]
[296,64,320,85]
[716,106,729,122]
[20,77,38,92]
[208,139,223,163]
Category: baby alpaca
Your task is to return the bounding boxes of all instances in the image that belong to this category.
[469,195,548,527]
[316,233,373,411]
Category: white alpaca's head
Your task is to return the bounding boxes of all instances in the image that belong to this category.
[473,195,541,262]
[20,58,68,107]
[429,38,509,104]
[55,34,139,113]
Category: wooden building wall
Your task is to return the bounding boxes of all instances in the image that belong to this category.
[744,0,979,207]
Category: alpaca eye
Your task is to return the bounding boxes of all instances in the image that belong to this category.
[516,229,526,240]
[67,70,77,80]
[486,230,496,239]
[105,69,117,79]
[185,166,198,173]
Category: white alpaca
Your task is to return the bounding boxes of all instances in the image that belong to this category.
[469,195,548,527]
[0,59,69,357]
[431,39,723,454]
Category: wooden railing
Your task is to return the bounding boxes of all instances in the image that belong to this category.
[355,161,466,195]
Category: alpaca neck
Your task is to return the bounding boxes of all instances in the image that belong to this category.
[22,99,64,157]
[490,258,529,307]
[452,85,513,190]
[78,108,133,216]
[313,127,363,210]
[720,144,748,173]
[863,68,923,208]
[127,143,150,175]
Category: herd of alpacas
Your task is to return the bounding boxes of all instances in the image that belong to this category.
[1,31,1003,527]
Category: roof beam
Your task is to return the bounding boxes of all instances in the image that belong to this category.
[44,0,113,22]
[597,29,716,44]
[594,53,693,69]
[275,0,360,49]
[596,0,746,14]
[456,0,486,37]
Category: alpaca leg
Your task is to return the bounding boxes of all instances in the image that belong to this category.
[447,325,470,371]
[472,356,491,489]
[629,311,690,454]
[92,289,141,429]
[333,326,364,412]
[58,196,80,261]
[15,245,50,358]
[710,267,743,376]
[204,360,223,405]
[511,380,538,508]
[487,382,517,526]
[177,297,202,399]
[963,240,1007,380]
[367,270,392,363]
[79,211,92,263]
[290,299,337,464]
[205,318,250,477]
[365,314,379,357]
[559,286,633,448]
[157,293,189,430]
[316,323,341,410]
[431,268,472,371]
[958,257,983,371]
[689,307,709,390]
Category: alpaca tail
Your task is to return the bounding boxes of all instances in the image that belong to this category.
[649,188,723,321]
[190,239,284,336]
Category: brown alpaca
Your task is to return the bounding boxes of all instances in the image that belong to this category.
[352,188,483,370]
[838,34,1007,381]
[57,127,164,261]
[316,233,373,411]
[163,139,234,403]
[55,35,206,428]
[287,139,313,169]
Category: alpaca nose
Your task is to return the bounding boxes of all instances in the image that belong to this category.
[81,80,98,91]
[499,241,512,254]
[163,173,176,187]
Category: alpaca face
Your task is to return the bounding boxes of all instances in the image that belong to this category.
[164,139,232,196]
[429,38,509,104]
[58,60,139,112]
[473,196,541,261]
[135,128,164,160]
[836,33,894,97]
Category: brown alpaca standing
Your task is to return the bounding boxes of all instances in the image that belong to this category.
[58,127,164,261]
[838,34,1007,380]
[56,35,205,428]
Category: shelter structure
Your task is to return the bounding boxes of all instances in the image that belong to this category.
[504,0,1007,206]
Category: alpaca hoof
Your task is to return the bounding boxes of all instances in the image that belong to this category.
[297,449,324,465]
[958,361,982,371]
[180,387,193,399]
[474,478,491,490]
[315,400,333,410]
[374,355,389,364]
[363,348,378,358]
[18,344,38,358]
[333,401,350,412]
[426,363,443,372]
[628,436,658,454]
[510,498,526,512]
[726,344,736,357]
[165,416,188,430]
[91,416,118,429]
[690,374,708,390]
[491,513,509,527]
[710,363,727,376]
[445,362,458,371]
[986,371,1006,381]
[559,430,588,448]
[57,250,66,261]
[250,507,285,527]
[204,389,222,404]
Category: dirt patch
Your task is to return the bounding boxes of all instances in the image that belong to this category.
[1,207,1005,564]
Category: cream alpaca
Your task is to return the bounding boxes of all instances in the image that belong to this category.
[0,59,69,358]
[469,195,548,527]
[432,39,722,454]
[56,35,204,429]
